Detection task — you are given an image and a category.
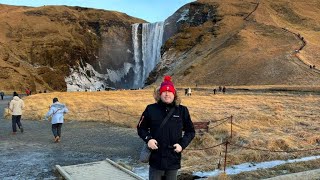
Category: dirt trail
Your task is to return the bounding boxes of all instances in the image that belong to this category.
[0,96,143,179]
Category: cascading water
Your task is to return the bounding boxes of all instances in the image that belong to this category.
[132,23,142,88]
[132,22,164,88]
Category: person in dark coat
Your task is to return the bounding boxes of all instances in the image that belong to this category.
[222,86,226,94]
[137,76,195,180]
[0,91,4,100]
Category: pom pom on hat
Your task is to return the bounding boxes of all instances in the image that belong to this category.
[163,75,171,82]
[159,75,175,94]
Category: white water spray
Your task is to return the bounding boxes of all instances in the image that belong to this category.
[132,22,164,88]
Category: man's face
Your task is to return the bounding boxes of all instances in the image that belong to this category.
[160,91,174,104]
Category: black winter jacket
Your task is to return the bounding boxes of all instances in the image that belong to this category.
[137,101,195,170]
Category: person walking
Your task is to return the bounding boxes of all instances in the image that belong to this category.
[0,91,4,100]
[137,76,195,180]
[9,92,25,134]
[222,86,226,94]
[187,87,192,96]
[44,97,68,143]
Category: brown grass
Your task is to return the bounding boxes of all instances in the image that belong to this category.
[4,88,320,174]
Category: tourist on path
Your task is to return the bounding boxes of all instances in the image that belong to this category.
[44,98,69,143]
[0,91,4,100]
[9,92,24,134]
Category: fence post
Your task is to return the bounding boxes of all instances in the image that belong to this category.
[217,138,223,169]
[230,115,233,139]
[223,141,229,173]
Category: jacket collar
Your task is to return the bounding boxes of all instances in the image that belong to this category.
[158,100,175,108]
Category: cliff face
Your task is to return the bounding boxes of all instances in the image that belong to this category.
[147,0,320,86]
[0,4,145,92]
[1,0,320,92]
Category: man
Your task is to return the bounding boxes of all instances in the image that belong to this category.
[0,91,4,100]
[187,87,192,96]
[137,76,195,180]
[44,98,69,143]
[9,92,24,134]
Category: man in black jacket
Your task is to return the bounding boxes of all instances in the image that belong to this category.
[137,76,195,180]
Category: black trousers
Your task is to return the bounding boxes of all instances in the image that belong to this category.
[149,167,178,180]
[52,123,63,138]
[12,115,22,132]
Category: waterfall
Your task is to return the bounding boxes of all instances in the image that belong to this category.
[132,22,164,88]
[132,24,142,88]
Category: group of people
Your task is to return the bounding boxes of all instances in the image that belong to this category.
[7,75,195,179]
[184,87,192,96]
[26,88,48,95]
[8,92,68,143]
[213,86,226,94]
[309,65,316,69]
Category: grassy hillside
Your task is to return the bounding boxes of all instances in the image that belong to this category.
[159,0,320,87]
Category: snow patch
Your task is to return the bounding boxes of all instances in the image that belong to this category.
[65,63,108,92]
[107,62,133,83]
[193,155,320,178]
[133,165,149,180]
[177,9,189,23]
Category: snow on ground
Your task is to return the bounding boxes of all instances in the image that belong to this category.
[177,8,189,23]
[132,155,320,179]
[193,155,320,178]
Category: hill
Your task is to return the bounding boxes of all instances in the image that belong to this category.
[0,4,144,92]
[0,0,320,91]
[150,0,320,86]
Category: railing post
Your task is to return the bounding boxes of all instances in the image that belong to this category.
[230,115,233,139]
[217,138,223,169]
[223,141,229,173]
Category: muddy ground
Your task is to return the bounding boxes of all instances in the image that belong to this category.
[0,96,143,179]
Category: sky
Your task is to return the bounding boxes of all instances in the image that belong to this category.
[0,0,195,22]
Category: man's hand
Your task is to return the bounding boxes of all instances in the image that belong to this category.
[173,144,182,153]
[147,139,158,150]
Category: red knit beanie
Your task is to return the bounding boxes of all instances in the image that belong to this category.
[159,75,175,95]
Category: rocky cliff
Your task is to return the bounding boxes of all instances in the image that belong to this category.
[0,4,145,92]
[1,0,320,92]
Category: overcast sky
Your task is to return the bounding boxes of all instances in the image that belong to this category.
[0,0,195,22]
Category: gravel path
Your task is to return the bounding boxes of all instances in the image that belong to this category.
[0,96,143,179]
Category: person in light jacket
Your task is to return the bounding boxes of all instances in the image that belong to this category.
[44,97,68,143]
[9,92,25,134]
